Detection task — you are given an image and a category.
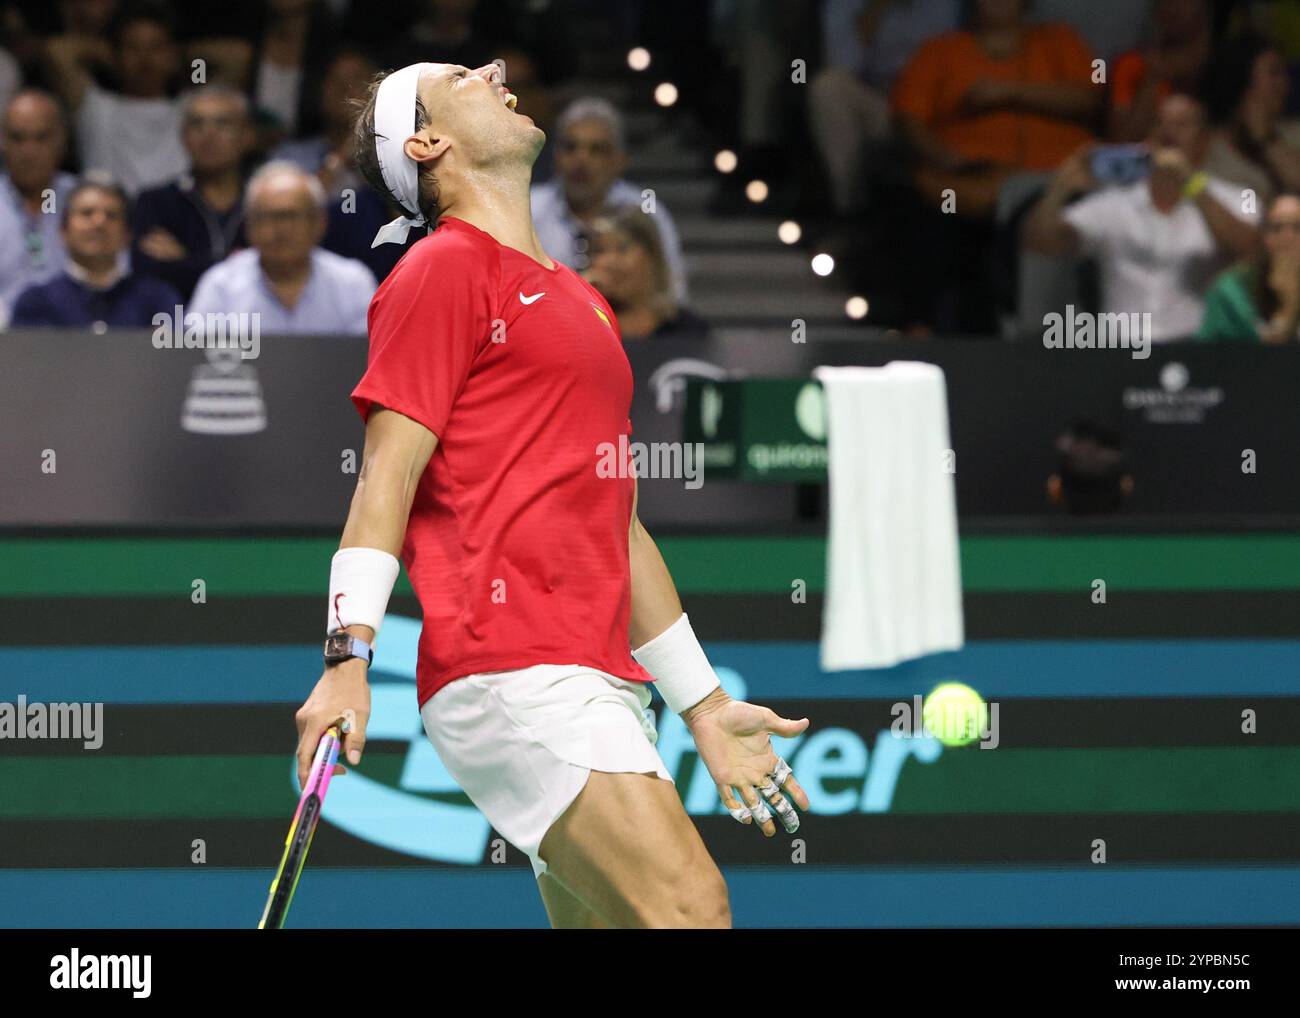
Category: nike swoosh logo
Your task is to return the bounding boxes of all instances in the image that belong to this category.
[518,291,546,305]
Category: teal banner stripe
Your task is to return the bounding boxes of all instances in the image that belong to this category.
[0,866,1296,928]
[4,638,1300,702]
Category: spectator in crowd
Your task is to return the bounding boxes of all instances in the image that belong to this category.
[132,85,254,300]
[271,48,375,177]
[888,0,1099,332]
[586,206,710,342]
[246,0,342,151]
[270,47,412,281]
[531,97,688,302]
[10,175,181,328]
[808,0,960,215]
[1200,191,1300,342]
[1047,421,1133,515]
[1022,93,1259,342]
[1202,33,1300,205]
[45,0,188,195]
[892,0,1100,220]
[0,89,77,323]
[2,0,120,87]
[1108,0,1213,142]
[188,161,375,334]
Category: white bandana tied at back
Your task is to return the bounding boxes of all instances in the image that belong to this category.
[370,62,436,248]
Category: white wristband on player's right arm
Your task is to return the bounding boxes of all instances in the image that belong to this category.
[631,612,722,716]
[326,547,400,637]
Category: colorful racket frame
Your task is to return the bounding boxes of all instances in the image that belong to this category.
[258,725,342,929]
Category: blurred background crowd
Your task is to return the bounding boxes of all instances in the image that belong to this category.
[2,0,1299,345]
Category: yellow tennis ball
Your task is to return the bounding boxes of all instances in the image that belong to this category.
[922,682,988,747]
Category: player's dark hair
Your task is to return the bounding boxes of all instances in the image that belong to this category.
[352,70,440,229]
[1054,421,1129,514]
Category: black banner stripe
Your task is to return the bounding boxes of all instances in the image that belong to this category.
[1,698,1297,756]
[2,813,1297,868]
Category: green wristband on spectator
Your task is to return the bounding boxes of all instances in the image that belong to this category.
[1183,171,1209,200]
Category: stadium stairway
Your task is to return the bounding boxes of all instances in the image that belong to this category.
[556,60,864,334]
[625,108,860,331]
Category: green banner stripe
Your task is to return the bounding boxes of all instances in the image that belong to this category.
[2,534,1299,596]
[0,538,395,598]
[0,756,299,818]
[3,746,1298,818]
[892,746,1300,814]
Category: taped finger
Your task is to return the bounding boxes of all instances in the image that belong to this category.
[720,784,752,824]
[740,785,773,828]
[759,776,800,834]
[771,756,792,786]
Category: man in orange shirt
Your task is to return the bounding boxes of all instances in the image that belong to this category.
[893,0,1099,219]
[886,0,1098,332]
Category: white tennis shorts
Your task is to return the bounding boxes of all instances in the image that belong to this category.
[419,663,673,878]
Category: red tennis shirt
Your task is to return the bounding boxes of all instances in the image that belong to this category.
[352,216,652,707]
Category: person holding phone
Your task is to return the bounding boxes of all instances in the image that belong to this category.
[1022,92,1259,342]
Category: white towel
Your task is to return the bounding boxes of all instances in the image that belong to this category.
[812,362,964,670]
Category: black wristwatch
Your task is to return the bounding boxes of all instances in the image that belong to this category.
[324,630,374,667]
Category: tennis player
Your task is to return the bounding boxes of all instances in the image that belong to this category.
[292,61,810,929]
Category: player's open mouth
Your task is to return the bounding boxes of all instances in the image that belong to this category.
[502,91,518,110]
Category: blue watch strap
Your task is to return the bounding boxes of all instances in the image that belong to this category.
[325,631,374,665]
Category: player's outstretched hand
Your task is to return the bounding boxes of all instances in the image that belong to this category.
[294,660,371,788]
[682,688,810,836]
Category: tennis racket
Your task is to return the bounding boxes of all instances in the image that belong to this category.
[258,725,342,929]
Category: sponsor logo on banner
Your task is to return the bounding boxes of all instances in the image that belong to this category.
[746,380,828,474]
[181,347,267,435]
[1123,361,1224,424]
[314,616,946,865]
[647,357,729,413]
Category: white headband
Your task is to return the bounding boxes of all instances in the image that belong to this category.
[371,62,435,248]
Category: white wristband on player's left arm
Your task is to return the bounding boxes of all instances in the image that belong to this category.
[326,547,401,637]
[631,612,722,715]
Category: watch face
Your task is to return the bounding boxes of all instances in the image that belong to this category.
[324,633,351,663]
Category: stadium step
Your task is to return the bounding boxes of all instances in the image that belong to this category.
[565,68,860,327]
[689,286,852,326]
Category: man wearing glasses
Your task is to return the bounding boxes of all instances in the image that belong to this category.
[188,161,376,335]
[133,87,256,300]
[530,96,689,303]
